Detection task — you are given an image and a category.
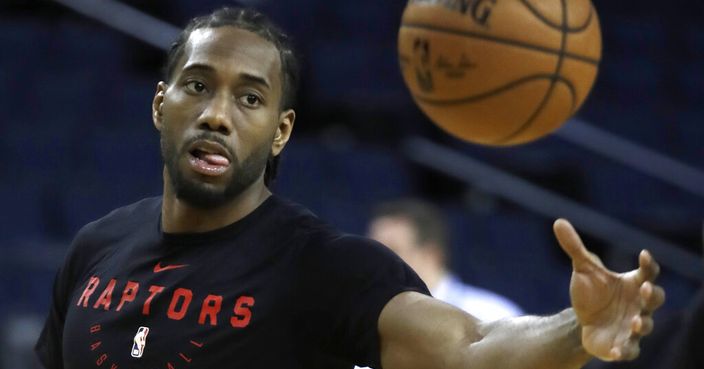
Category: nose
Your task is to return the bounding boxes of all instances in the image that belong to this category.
[197,92,232,135]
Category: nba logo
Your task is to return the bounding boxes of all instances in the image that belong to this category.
[131,326,149,358]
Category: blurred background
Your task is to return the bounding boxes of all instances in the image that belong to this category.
[1,0,702,367]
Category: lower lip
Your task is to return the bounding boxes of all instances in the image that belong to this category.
[187,154,230,176]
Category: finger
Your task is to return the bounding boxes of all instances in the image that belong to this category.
[614,338,641,361]
[637,250,660,283]
[641,283,666,314]
[609,347,622,361]
[553,219,601,272]
[631,314,654,337]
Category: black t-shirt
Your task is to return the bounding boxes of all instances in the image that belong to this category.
[36,195,429,369]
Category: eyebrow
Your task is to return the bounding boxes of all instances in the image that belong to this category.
[181,63,271,90]
[239,73,271,90]
[182,63,216,74]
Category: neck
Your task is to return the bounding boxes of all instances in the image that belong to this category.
[161,169,271,233]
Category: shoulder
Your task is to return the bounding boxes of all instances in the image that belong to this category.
[293,218,399,271]
[303,231,423,290]
[324,234,400,264]
[65,197,161,275]
[73,196,161,248]
[265,196,354,249]
[269,196,385,247]
[267,195,427,287]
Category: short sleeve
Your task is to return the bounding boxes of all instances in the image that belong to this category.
[35,223,108,368]
[35,267,70,369]
[298,234,430,368]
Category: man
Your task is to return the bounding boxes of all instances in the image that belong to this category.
[36,7,664,369]
[368,199,523,321]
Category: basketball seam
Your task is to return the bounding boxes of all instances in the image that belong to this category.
[400,23,599,66]
[520,0,594,33]
[412,74,574,106]
[494,0,571,145]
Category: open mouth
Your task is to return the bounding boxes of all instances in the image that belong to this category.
[187,140,232,176]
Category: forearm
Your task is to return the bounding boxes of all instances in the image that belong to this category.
[380,293,593,369]
[463,308,591,369]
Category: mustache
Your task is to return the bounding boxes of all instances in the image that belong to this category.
[181,133,235,160]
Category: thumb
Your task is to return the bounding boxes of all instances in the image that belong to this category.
[553,219,601,272]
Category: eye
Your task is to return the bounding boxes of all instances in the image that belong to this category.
[239,93,262,107]
[185,80,207,94]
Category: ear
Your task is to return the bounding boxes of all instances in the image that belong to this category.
[272,108,296,156]
[152,82,168,131]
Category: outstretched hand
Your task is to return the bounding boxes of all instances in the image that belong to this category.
[553,219,665,362]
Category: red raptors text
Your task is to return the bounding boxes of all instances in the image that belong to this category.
[76,276,254,328]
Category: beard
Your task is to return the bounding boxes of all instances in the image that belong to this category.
[160,129,272,209]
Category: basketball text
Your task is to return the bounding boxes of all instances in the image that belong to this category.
[411,0,497,27]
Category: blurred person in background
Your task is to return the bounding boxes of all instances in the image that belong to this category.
[368,199,523,321]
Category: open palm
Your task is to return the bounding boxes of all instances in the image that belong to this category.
[553,219,665,362]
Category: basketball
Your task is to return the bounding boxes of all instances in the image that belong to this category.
[398,0,602,146]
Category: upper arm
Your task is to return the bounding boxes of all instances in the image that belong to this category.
[378,291,485,369]
[296,233,432,367]
[35,223,104,368]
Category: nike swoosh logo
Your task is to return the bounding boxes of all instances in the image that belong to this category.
[153,262,189,273]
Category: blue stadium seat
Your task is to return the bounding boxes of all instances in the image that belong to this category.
[307,41,371,104]
[684,25,704,61]
[0,238,65,314]
[581,102,673,153]
[307,41,406,106]
[600,56,661,107]
[49,20,125,73]
[28,70,104,124]
[582,162,703,227]
[274,138,330,211]
[458,135,579,174]
[607,17,666,56]
[317,197,371,235]
[0,19,51,72]
[0,181,47,241]
[275,138,413,234]
[0,122,67,183]
[319,0,401,39]
[677,62,704,106]
[330,147,412,203]
[0,19,52,121]
[107,76,160,128]
[276,137,412,204]
[452,212,571,314]
[60,169,162,236]
[672,110,704,168]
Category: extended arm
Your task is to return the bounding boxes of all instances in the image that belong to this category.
[378,219,665,369]
[380,293,590,369]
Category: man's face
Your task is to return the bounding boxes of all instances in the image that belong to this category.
[153,27,293,208]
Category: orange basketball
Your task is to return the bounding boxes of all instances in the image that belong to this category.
[398,0,602,146]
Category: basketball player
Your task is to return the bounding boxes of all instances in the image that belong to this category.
[36,7,664,369]
[368,199,523,321]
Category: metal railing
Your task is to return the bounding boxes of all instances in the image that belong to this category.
[404,137,704,280]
